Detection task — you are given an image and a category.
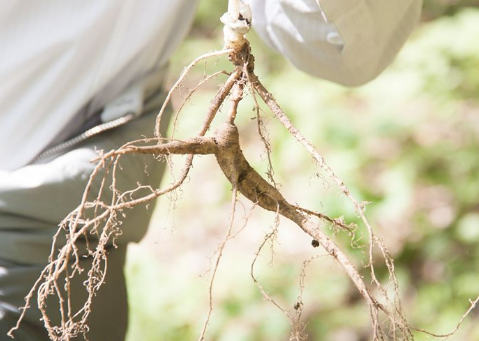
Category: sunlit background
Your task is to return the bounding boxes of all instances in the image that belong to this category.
[126,1,479,340]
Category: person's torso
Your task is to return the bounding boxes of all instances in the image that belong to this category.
[0,0,198,171]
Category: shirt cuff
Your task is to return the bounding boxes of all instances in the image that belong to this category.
[317,0,422,84]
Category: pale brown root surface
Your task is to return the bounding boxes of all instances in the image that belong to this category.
[10,35,476,341]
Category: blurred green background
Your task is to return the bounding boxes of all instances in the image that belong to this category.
[125,1,479,340]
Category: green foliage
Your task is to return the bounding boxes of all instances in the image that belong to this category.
[126,6,479,341]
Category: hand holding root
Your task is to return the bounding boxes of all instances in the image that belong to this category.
[9,2,478,341]
[221,0,252,51]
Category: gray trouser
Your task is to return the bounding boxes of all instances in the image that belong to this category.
[0,105,167,340]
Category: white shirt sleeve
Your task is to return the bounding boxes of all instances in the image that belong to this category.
[249,0,422,86]
[0,0,197,171]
